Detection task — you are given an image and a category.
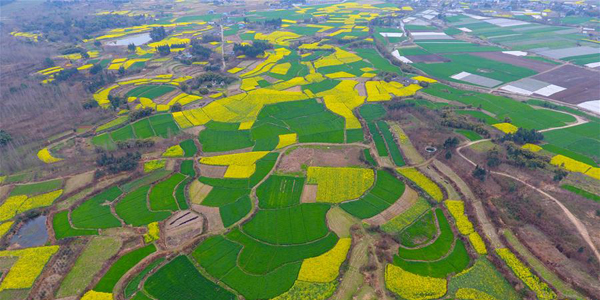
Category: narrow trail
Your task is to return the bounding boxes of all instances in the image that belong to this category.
[220,24,226,69]
[539,112,588,132]
[455,111,600,263]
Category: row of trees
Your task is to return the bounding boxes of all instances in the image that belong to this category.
[233,41,272,58]
[95,151,141,178]
[23,14,148,43]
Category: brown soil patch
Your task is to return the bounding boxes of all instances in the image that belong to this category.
[188,180,213,205]
[183,125,205,136]
[356,82,367,97]
[163,210,203,248]
[283,85,302,92]
[142,151,162,161]
[191,204,224,233]
[0,185,11,200]
[165,159,176,171]
[236,59,256,69]
[300,184,317,203]
[64,171,95,194]
[470,52,555,72]
[518,225,600,298]
[326,206,357,238]
[154,89,181,106]
[533,65,600,104]
[420,165,459,199]
[364,186,418,225]
[29,238,88,300]
[201,146,253,156]
[277,146,365,173]
[199,164,227,178]
[405,54,449,63]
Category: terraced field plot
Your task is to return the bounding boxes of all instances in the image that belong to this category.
[4,2,597,300]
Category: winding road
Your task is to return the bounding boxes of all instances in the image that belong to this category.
[455,112,600,262]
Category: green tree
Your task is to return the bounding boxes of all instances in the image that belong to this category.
[0,130,12,147]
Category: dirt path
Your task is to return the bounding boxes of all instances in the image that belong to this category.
[539,112,588,132]
[364,186,418,226]
[333,237,369,300]
[455,112,600,262]
[489,170,600,262]
[220,24,226,69]
[431,159,503,248]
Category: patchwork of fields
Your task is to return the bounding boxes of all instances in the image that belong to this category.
[1,1,599,300]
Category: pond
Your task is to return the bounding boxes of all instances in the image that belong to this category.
[106,33,152,46]
[9,216,48,248]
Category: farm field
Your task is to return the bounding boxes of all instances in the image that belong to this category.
[1,1,598,300]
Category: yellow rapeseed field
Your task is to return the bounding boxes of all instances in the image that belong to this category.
[143,222,160,243]
[496,248,556,300]
[227,67,244,74]
[240,77,264,91]
[271,63,292,75]
[144,160,166,173]
[0,221,14,238]
[224,165,256,178]
[37,148,63,164]
[162,145,184,157]
[17,190,63,214]
[173,112,193,128]
[276,133,297,149]
[324,71,356,79]
[412,76,437,83]
[385,264,447,300]
[0,245,59,291]
[522,143,542,152]
[298,238,351,282]
[468,232,487,255]
[201,151,269,178]
[456,288,496,300]
[255,31,300,46]
[492,123,518,134]
[307,167,374,203]
[238,121,255,130]
[317,80,365,129]
[397,168,443,202]
[0,196,27,222]
[445,200,474,235]
[80,290,113,300]
[550,155,594,176]
[200,151,268,166]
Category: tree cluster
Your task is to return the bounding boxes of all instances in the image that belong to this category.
[23,14,147,43]
[0,130,12,147]
[472,165,487,181]
[116,139,155,150]
[201,34,221,43]
[500,128,543,145]
[264,18,283,28]
[129,108,153,122]
[157,44,171,56]
[150,26,167,42]
[108,95,125,110]
[233,41,272,58]
[504,142,548,169]
[95,151,141,177]
[190,41,212,60]
[190,72,236,89]
[443,137,459,149]
[54,68,79,82]
[440,111,490,137]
